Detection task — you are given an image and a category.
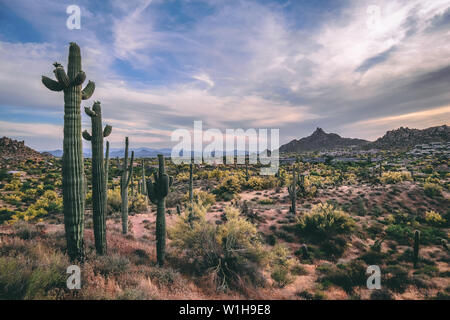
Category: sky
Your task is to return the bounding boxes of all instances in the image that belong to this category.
[0,0,449,151]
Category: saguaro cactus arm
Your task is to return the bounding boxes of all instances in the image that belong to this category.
[53,62,70,88]
[82,130,92,141]
[72,71,86,86]
[103,125,112,137]
[126,151,134,187]
[82,81,96,100]
[42,76,64,91]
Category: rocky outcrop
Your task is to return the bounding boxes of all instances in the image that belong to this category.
[280,128,369,153]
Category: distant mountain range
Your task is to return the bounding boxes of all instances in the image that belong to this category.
[280,125,449,153]
[42,147,173,158]
[367,125,449,150]
[279,128,369,153]
[1,125,448,163]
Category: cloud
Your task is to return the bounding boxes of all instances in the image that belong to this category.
[0,0,449,149]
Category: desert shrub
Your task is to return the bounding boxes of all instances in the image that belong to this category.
[258,198,274,205]
[130,193,148,213]
[269,244,296,287]
[370,289,394,300]
[425,210,446,227]
[0,209,16,224]
[246,176,264,190]
[383,265,411,293]
[246,176,277,190]
[297,203,356,239]
[380,171,411,184]
[147,267,186,290]
[2,193,23,205]
[4,179,22,191]
[318,260,367,293]
[213,176,241,201]
[107,189,122,214]
[183,189,216,207]
[9,190,62,223]
[0,240,68,299]
[423,183,442,197]
[94,254,130,277]
[169,204,267,291]
[12,221,41,240]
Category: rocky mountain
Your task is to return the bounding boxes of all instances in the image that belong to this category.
[0,137,51,165]
[279,128,369,153]
[367,125,449,150]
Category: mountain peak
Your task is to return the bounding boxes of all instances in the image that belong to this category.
[312,127,326,135]
[280,129,369,153]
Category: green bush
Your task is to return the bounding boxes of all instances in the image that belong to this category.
[169,204,267,291]
[297,203,356,239]
[318,260,367,293]
[423,183,442,197]
[183,189,216,207]
[213,176,241,201]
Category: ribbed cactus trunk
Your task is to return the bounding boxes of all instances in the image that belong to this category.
[42,42,95,261]
[141,160,147,195]
[82,101,112,255]
[147,154,173,266]
[189,163,193,203]
[120,137,134,234]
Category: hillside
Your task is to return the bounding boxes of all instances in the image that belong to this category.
[367,125,449,150]
[279,128,369,153]
[0,136,51,165]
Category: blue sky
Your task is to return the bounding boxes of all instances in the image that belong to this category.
[0,0,449,150]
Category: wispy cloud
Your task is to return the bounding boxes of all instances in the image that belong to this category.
[0,0,449,149]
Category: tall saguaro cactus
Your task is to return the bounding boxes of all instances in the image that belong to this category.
[141,159,147,195]
[147,155,173,266]
[82,101,111,255]
[120,137,134,234]
[42,42,95,261]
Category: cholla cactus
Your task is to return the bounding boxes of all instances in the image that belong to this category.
[82,101,111,254]
[147,154,173,266]
[42,42,95,261]
[120,137,134,234]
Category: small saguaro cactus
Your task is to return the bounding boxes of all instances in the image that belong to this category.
[120,137,134,234]
[301,244,309,260]
[82,101,112,255]
[189,163,194,203]
[42,42,95,261]
[378,159,383,178]
[105,141,110,186]
[245,159,249,182]
[413,230,420,268]
[288,164,299,214]
[141,159,147,195]
[147,154,173,266]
